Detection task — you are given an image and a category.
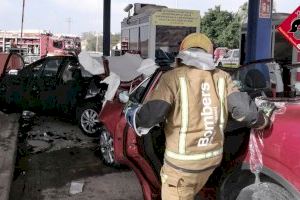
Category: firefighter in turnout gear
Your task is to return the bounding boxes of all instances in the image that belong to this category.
[125,33,275,200]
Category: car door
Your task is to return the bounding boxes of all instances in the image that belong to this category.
[28,57,65,111]
[122,70,165,194]
[55,57,91,115]
[0,57,44,110]
[113,76,154,163]
[0,52,24,77]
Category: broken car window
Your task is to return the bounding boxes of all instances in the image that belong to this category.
[43,59,62,76]
[129,77,151,103]
[62,64,74,83]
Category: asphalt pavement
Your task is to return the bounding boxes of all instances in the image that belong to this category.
[8,115,143,200]
[0,112,19,200]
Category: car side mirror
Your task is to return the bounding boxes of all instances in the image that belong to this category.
[119,91,129,103]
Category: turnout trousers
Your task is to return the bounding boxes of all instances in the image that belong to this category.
[160,163,215,200]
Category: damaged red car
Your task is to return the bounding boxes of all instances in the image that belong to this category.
[98,61,300,200]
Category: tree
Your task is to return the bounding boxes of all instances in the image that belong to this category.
[218,20,241,48]
[200,6,234,47]
[111,33,120,48]
[81,32,99,51]
[201,3,248,49]
[235,2,248,23]
[81,32,120,52]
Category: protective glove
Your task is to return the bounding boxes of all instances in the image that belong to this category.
[254,101,276,130]
[259,101,276,118]
[124,102,141,128]
[124,102,153,136]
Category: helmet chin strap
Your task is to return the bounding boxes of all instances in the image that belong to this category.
[177,49,215,71]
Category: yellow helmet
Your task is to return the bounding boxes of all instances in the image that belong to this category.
[179,33,213,54]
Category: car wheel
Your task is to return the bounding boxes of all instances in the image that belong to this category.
[99,128,119,167]
[77,103,101,137]
[236,182,295,200]
[219,170,253,200]
[219,170,296,200]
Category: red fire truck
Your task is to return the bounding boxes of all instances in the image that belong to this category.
[0,30,81,64]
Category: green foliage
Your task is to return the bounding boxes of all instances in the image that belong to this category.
[236,2,248,22]
[201,6,234,46]
[81,32,98,51]
[111,33,120,48]
[201,3,248,49]
[81,32,120,52]
[218,20,241,48]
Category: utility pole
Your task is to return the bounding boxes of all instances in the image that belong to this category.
[20,0,26,42]
[103,0,111,56]
[96,0,100,52]
[66,17,72,34]
[96,32,99,52]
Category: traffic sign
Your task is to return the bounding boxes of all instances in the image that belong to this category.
[277,6,300,51]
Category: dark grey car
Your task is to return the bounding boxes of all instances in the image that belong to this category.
[0,55,107,136]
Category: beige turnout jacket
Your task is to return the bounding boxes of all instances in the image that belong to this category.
[140,65,238,172]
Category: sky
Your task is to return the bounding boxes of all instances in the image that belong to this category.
[0,0,299,35]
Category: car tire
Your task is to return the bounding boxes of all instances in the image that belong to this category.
[219,170,296,200]
[99,128,120,167]
[76,102,101,137]
[236,182,295,200]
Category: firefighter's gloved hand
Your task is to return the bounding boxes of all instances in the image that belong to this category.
[124,102,140,128]
[254,101,276,130]
[259,101,276,118]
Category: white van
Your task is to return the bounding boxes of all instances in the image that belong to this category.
[216,49,240,68]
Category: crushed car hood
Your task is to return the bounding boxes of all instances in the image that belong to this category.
[78,52,105,75]
[79,52,146,82]
[106,53,143,82]
[78,52,158,101]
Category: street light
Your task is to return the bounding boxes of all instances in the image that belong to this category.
[66,17,72,34]
[20,0,26,41]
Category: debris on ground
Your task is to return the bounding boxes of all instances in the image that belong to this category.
[19,110,36,132]
[18,115,97,154]
[27,139,53,154]
[10,115,143,200]
[69,181,85,195]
